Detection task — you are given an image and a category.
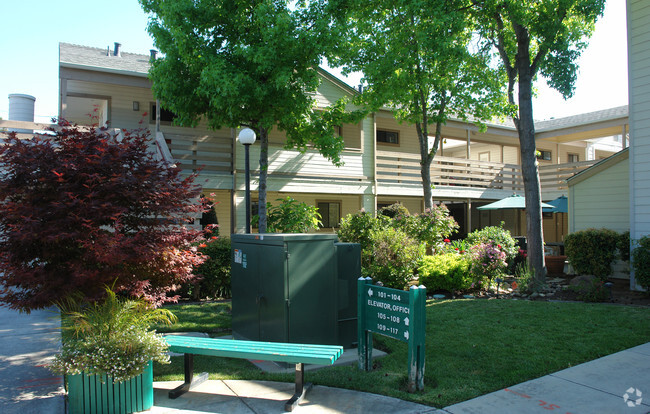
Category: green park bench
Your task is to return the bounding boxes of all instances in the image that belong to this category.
[164,335,344,411]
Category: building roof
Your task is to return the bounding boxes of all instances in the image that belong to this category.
[59,42,629,141]
[59,42,151,77]
[536,105,629,132]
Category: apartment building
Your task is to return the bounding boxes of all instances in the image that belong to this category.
[58,42,628,241]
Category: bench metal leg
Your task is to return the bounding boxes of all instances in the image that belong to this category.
[285,363,313,412]
[169,353,209,399]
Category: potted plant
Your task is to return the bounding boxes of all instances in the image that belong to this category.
[49,287,177,414]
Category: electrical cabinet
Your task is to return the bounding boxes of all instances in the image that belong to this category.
[231,234,359,347]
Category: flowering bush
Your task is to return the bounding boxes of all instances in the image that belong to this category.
[469,242,508,289]
[50,287,176,383]
[466,224,518,261]
[441,239,469,255]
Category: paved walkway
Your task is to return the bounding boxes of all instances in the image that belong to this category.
[0,306,648,414]
[0,306,64,414]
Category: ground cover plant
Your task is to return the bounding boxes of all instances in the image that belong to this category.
[154,299,650,408]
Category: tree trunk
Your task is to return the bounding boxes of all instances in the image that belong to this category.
[514,24,546,286]
[257,127,269,233]
[416,122,434,210]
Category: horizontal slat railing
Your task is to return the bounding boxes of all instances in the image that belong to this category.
[164,132,233,174]
[377,151,596,193]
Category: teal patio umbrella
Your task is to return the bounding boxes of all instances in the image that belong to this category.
[477,194,554,210]
[543,195,568,213]
[477,194,554,236]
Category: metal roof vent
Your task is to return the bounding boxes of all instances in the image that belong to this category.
[150,49,158,62]
[113,42,122,57]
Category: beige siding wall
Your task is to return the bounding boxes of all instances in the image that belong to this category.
[375,114,420,155]
[569,158,629,233]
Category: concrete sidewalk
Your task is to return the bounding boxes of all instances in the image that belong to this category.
[443,342,650,414]
[0,305,648,414]
[0,306,65,414]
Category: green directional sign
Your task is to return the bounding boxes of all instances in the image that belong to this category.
[357,277,426,393]
[363,284,411,341]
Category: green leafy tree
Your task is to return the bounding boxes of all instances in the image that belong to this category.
[471,0,606,284]
[327,0,507,210]
[140,0,364,233]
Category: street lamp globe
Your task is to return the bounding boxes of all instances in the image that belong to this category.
[238,128,256,145]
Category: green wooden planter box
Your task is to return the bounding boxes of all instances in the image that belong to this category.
[66,361,154,414]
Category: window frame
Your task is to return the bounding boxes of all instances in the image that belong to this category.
[376,129,400,146]
[317,200,342,229]
[150,102,179,125]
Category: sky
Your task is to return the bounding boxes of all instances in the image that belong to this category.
[0,0,628,123]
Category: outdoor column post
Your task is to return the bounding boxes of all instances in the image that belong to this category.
[357,277,373,371]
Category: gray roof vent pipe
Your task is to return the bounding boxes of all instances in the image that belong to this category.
[114,42,122,57]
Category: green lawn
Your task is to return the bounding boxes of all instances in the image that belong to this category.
[154,299,650,408]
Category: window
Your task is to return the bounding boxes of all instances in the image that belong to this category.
[568,153,579,163]
[150,103,178,124]
[478,152,490,162]
[536,150,552,161]
[318,202,341,228]
[333,125,342,137]
[377,129,399,144]
[251,200,259,228]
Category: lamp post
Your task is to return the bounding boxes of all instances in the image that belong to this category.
[237,128,256,233]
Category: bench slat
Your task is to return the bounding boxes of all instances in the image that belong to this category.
[164,336,344,366]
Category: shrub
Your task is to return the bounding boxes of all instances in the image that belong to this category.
[0,122,205,310]
[253,196,322,233]
[418,254,472,293]
[188,237,232,300]
[363,227,425,290]
[378,202,411,218]
[339,206,456,288]
[338,210,390,252]
[469,242,508,289]
[466,223,518,260]
[391,205,459,252]
[618,230,630,262]
[631,235,650,292]
[565,228,619,279]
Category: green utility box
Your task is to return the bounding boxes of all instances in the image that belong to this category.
[231,234,360,348]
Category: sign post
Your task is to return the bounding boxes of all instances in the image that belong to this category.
[357,277,426,392]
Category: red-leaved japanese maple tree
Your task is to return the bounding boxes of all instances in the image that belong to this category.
[0,121,206,311]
